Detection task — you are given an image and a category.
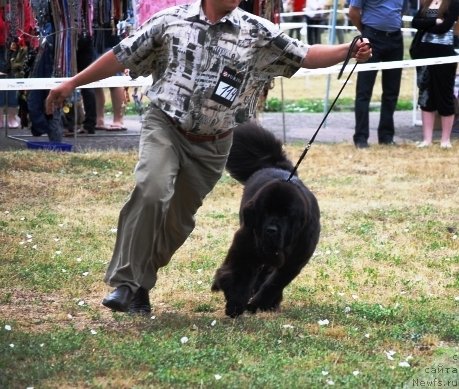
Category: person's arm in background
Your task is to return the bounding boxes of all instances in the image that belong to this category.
[302,38,371,68]
[412,2,459,33]
[45,50,125,114]
[348,5,362,32]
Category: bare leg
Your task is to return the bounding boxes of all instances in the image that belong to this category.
[7,107,19,128]
[109,87,125,127]
[420,110,435,145]
[440,114,454,147]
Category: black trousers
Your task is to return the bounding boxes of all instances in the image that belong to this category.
[354,26,404,144]
[77,36,96,131]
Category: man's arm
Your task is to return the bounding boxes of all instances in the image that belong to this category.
[301,39,371,68]
[348,5,363,32]
[45,50,125,114]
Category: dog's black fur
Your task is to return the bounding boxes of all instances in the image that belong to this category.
[211,122,321,317]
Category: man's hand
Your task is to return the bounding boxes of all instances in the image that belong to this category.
[45,81,76,115]
[353,38,372,63]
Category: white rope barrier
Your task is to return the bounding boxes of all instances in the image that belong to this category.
[0,55,457,91]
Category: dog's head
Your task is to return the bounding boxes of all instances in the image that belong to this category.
[241,180,307,266]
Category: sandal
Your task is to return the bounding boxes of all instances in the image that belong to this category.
[105,124,127,131]
[416,141,431,148]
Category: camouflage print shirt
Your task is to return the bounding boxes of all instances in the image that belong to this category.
[114,1,309,135]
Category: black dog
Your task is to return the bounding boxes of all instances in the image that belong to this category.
[211,122,321,318]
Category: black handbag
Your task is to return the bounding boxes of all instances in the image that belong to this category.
[409,29,425,59]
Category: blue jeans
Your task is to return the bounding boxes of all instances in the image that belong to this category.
[354,26,404,144]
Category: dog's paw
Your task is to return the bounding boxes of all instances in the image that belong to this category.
[247,302,280,314]
[225,302,246,318]
[247,295,281,313]
[210,279,221,292]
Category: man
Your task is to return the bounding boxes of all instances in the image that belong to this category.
[46,0,371,314]
[349,0,404,148]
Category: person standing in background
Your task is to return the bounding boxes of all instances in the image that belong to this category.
[0,9,19,129]
[93,0,126,131]
[412,0,459,149]
[285,0,306,40]
[349,0,404,148]
[325,0,347,43]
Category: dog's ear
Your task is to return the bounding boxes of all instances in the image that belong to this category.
[242,201,256,229]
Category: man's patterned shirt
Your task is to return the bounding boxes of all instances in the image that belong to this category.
[114,1,309,135]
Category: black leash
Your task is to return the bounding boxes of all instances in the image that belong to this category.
[287,35,366,182]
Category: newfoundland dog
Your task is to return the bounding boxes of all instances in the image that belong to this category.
[211,122,321,318]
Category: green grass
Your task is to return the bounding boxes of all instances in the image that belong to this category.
[0,145,458,388]
[264,97,413,113]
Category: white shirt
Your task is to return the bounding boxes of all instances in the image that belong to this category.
[114,1,309,134]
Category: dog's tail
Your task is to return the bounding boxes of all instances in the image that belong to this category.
[226,121,294,183]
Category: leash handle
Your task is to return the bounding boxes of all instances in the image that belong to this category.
[287,36,364,182]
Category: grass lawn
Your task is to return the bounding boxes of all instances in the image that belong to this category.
[0,142,458,388]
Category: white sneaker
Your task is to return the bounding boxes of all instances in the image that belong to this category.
[416,141,431,148]
[440,141,452,149]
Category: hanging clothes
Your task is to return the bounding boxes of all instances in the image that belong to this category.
[134,0,193,27]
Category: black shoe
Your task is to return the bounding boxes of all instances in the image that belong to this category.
[379,140,397,146]
[77,128,95,135]
[355,141,369,149]
[128,287,151,314]
[102,285,133,312]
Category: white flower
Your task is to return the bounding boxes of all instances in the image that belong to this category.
[364,333,370,338]
[326,379,335,385]
[211,320,217,327]
[385,350,396,360]
[90,329,97,335]
[4,325,11,331]
[399,361,410,368]
[454,296,459,302]
[214,374,222,380]
[282,324,294,329]
[318,319,330,326]
[353,370,360,376]
[322,371,329,376]
[82,272,89,277]
[9,344,14,348]
[344,306,351,314]
[180,336,189,344]
[150,315,156,320]
[77,300,85,306]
